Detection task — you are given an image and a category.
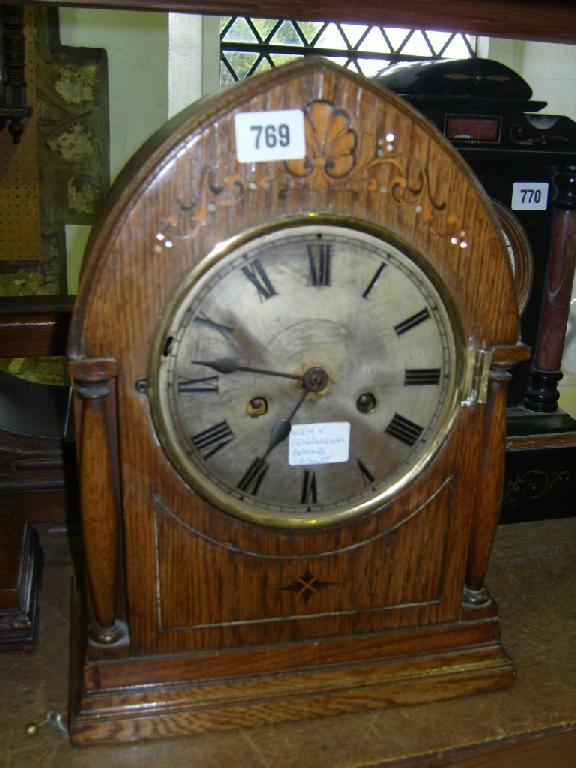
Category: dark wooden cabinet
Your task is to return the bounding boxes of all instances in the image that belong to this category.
[0,297,74,650]
[373,57,576,522]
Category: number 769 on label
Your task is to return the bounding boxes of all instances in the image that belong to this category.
[235,109,306,163]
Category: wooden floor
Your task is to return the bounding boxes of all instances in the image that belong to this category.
[1,518,575,767]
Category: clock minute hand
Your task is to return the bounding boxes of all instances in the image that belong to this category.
[192,357,304,381]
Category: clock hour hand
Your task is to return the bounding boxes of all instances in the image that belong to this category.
[192,357,304,382]
[260,366,328,458]
[263,390,309,458]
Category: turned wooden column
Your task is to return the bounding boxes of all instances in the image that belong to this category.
[70,358,126,645]
[525,166,576,412]
[464,364,510,606]
[465,345,530,607]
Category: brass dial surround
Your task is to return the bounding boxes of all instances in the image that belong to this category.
[491,198,534,315]
[149,216,464,528]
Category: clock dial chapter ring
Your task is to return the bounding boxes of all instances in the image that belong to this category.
[149,217,464,529]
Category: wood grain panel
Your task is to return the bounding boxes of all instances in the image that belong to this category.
[0,296,73,357]
[14,0,576,45]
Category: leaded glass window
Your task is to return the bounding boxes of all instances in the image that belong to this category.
[220,18,476,85]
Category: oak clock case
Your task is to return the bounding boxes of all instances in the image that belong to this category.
[68,58,527,744]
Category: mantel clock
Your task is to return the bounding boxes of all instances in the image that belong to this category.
[68,58,529,744]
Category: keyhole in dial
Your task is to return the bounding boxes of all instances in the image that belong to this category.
[247,397,268,418]
[357,392,377,414]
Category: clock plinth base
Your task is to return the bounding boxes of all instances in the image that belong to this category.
[69,602,514,745]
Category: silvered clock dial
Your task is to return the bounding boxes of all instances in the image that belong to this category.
[149,217,463,527]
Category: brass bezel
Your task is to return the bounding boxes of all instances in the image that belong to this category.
[148,214,466,529]
[491,198,534,315]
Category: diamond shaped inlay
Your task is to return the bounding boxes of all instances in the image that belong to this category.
[277,569,340,605]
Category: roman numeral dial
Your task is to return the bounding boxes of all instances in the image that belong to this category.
[385,414,425,447]
[153,222,459,527]
[394,308,430,336]
[194,312,235,339]
[404,369,441,386]
[362,262,386,299]
[307,244,332,287]
[301,470,318,504]
[242,259,277,301]
[177,375,219,394]
[191,421,235,459]
[238,458,269,496]
[356,458,375,486]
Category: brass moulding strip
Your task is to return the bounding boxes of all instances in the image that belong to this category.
[463,348,493,405]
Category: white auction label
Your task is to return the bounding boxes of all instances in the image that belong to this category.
[235,109,305,163]
[289,422,350,466]
[511,182,549,211]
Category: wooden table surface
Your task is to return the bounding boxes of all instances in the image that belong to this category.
[1,517,575,767]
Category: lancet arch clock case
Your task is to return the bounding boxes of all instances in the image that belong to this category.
[68,59,528,744]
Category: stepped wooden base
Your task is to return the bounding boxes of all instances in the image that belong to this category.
[70,605,515,745]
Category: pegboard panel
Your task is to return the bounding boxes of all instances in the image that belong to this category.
[0,7,42,264]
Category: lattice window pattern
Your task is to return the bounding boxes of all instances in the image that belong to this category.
[220,18,476,85]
